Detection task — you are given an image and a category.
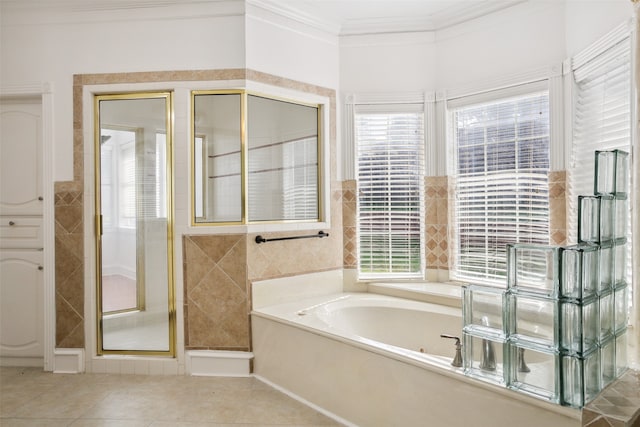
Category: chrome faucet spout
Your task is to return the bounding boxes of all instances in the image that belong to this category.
[479,316,496,371]
[440,334,463,367]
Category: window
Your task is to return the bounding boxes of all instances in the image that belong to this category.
[101,128,166,229]
[450,91,551,284]
[118,139,136,228]
[568,26,632,284]
[355,107,425,278]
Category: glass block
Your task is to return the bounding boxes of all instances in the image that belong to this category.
[615,330,627,378]
[561,349,601,408]
[578,195,614,244]
[463,330,507,385]
[507,341,560,403]
[614,198,628,239]
[560,245,599,300]
[614,284,629,333]
[613,239,627,287]
[463,285,506,336]
[560,297,598,356]
[507,292,559,350]
[595,149,629,197]
[507,244,560,297]
[599,242,614,294]
[601,337,616,387]
[599,291,614,343]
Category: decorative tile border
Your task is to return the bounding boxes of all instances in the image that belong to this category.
[425,176,449,271]
[549,170,567,246]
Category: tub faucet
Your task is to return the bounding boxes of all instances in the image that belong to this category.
[479,316,496,371]
[440,334,463,367]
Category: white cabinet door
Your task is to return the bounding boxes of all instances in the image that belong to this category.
[0,98,43,216]
[0,250,44,366]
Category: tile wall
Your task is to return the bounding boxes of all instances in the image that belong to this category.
[425,176,450,272]
[342,180,357,269]
[550,170,568,246]
[183,235,249,351]
[54,186,84,347]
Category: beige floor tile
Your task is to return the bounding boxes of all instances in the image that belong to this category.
[0,367,343,427]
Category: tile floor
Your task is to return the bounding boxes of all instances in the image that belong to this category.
[0,367,342,426]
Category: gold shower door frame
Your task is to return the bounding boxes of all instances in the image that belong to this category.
[94,91,176,357]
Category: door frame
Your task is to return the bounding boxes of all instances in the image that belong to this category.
[0,82,55,371]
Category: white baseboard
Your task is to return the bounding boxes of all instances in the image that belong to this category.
[53,348,84,373]
[186,350,253,377]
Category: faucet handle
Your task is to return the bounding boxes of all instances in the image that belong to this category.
[440,334,461,347]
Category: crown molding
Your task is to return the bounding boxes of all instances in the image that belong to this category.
[2,0,526,35]
[246,0,340,35]
[248,0,525,36]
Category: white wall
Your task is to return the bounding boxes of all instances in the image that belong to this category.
[434,1,566,91]
[245,4,340,90]
[340,32,437,94]
[0,2,246,183]
[339,0,634,94]
[565,0,634,57]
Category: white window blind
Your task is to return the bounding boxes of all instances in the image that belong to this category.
[119,140,136,228]
[355,106,425,278]
[451,91,551,284]
[568,32,632,283]
[155,133,167,219]
[100,144,114,228]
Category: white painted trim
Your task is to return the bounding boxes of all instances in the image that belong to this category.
[83,86,99,368]
[341,95,355,181]
[186,350,253,377]
[572,19,633,72]
[631,10,639,369]
[0,81,56,373]
[443,65,560,104]
[42,87,55,373]
[53,348,84,373]
[87,354,181,375]
[549,74,565,172]
[247,0,524,36]
[254,374,357,427]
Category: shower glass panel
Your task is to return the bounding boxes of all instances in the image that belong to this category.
[191,91,320,225]
[96,93,174,355]
[247,95,319,222]
[192,92,242,223]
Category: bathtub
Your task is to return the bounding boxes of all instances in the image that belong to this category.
[252,290,580,427]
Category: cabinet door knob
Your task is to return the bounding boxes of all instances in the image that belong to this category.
[38,196,43,201]
[8,221,15,226]
[38,266,44,271]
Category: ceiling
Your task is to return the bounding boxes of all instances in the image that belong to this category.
[0,0,528,35]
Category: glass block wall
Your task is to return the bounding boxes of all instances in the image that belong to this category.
[462,150,630,408]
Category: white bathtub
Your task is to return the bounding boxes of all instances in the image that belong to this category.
[252,290,580,427]
[256,293,461,367]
